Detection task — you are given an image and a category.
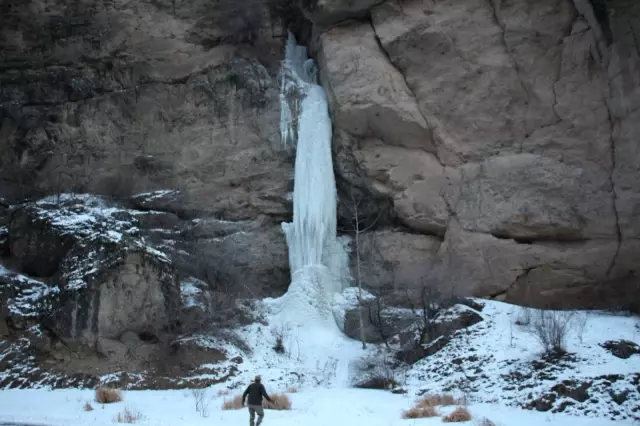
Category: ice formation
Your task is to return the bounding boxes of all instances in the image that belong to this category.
[278,33,350,324]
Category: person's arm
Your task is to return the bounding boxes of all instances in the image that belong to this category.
[261,384,273,402]
[242,386,250,405]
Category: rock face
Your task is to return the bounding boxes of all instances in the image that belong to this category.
[1,0,639,317]
[314,0,640,308]
[0,0,293,221]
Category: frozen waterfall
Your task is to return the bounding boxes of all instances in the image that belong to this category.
[278,33,350,324]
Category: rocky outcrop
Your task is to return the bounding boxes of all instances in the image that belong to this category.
[3,196,180,343]
[0,194,275,387]
[316,0,640,308]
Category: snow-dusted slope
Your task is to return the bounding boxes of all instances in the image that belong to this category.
[406,301,640,422]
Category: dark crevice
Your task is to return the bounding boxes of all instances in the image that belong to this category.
[604,105,622,277]
[588,0,613,44]
[366,16,445,167]
[489,266,536,299]
[489,230,589,244]
[484,0,533,132]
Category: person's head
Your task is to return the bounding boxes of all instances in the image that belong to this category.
[254,375,261,383]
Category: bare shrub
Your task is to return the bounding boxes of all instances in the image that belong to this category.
[272,324,289,354]
[191,388,210,418]
[264,393,292,410]
[528,309,575,354]
[216,388,230,397]
[221,394,244,410]
[286,386,298,393]
[442,406,472,423]
[416,394,457,408]
[515,307,532,326]
[95,387,122,404]
[114,406,143,424]
[84,401,94,411]
[475,417,497,426]
[573,312,588,343]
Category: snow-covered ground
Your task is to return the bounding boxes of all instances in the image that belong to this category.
[0,386,633,426]
[1,298,639,425]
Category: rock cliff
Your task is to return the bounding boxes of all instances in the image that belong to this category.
[1,0,639,319]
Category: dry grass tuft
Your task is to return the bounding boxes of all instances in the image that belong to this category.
[476,417,496,426]
[84,401,94,411]
[95,387,123,404]
[416,393,457,408]
[286,386,299,393]
[216,388,230,397]
[402,405,438,419]
[221,392,292,411]
[113,406,142,423]
[221,394,244,410]
[264,393,292,410]
[442,406,472,423]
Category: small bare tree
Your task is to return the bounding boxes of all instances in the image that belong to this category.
[340,187,385,350]
[191,388,210,418]
[528,309,576,354]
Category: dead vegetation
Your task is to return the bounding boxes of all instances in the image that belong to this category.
[114,406,143,423]
[416,393,457,407]
[221,394,244,410]
[95,387,123,404]
[442,406,472,423]
[476,417,497,426]
[401,393,462,419]
[221,392,293,411]
[402,405,438,419]
[83,401,94,411]
[264,393,292,410]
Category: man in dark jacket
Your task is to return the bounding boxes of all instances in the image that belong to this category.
[242,375,273,426]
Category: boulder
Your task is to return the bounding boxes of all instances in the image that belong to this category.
[600,340,640,359]
[52,248,179,344]
[343,303,421,344]
[394,306,484,364]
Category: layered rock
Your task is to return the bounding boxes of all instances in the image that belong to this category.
[0,0,293,221]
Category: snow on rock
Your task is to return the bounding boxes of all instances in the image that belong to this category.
[180,277,206,309]
[0,265,59,320]
[8,194,172,291]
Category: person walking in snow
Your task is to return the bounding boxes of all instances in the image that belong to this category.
[242,375,273,426]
